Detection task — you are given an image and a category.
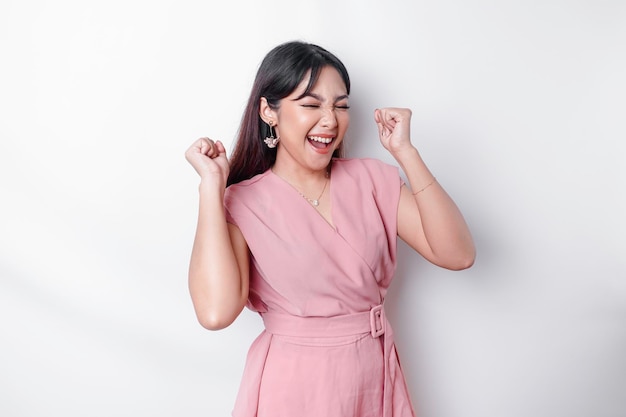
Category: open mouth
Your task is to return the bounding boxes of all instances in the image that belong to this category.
[307,135,334,150]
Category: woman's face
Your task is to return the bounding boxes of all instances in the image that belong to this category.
[270,66,350,173]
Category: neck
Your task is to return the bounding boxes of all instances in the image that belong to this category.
[271,162,331,186]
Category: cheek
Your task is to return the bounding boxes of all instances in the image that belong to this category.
[278,111,306,136]
[288,110,315,129]
[339,113,350,132]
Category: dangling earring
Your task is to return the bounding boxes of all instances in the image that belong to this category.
[263,121,280,148]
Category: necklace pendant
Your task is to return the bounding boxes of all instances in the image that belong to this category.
[311,199,319,206]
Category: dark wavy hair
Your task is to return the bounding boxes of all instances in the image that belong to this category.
[227,41,351,186]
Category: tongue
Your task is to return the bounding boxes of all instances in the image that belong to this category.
[308,138,328,149]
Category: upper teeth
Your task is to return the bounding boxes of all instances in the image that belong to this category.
[309,136,333,144]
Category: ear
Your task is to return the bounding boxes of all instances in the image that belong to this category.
[259,97,277,125]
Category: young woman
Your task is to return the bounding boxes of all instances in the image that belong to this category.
[185,40,475,417]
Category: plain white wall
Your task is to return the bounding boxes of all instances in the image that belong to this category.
[1,1,625,416]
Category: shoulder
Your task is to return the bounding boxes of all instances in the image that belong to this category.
[333,157,398,172]
[224,169,273,209]
[333,158,403,226]
[332,157,401,185]
[225,170,271,195]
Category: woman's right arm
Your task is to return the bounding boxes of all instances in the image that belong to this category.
[185,138,250,330]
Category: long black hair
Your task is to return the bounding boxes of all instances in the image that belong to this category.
[227,41,351,186]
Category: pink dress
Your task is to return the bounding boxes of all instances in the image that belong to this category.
[224,158,416,417]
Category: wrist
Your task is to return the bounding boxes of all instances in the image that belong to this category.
[198,176,226,195]
[390,145,420,162]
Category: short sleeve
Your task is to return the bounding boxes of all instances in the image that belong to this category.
[223,187,239,227]
[358,158,403,241]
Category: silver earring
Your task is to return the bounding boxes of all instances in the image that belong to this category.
[263,122,280,148]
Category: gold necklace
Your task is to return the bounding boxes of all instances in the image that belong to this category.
[298,174,329,207]
[274,170,330,207]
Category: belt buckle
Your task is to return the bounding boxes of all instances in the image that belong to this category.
[369,304,384,338]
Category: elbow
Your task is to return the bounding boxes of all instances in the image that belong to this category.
[196,310,238,331]
[446,255,475,271]
[447,248,476,271]
[435,248,476,271]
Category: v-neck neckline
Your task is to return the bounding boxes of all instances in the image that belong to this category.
[269,164,337,232]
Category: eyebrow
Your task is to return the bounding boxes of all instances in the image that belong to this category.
[299,92,349,102]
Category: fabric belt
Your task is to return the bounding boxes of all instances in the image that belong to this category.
[261,304,385,338]
[260,304,395,417]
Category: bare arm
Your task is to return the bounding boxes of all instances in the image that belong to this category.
[185,138,249,330]
[375,108,475,270]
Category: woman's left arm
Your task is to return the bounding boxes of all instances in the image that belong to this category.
[375,108,476,270]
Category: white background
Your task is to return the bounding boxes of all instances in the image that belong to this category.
[1,1,625,416]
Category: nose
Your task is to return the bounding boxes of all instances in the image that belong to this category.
[320,106,338,129]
